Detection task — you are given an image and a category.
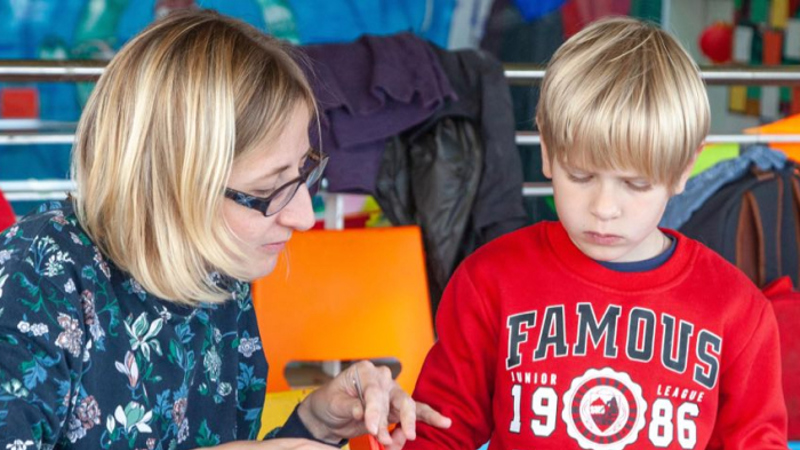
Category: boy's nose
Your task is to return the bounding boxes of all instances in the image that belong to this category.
[589,186,622,221]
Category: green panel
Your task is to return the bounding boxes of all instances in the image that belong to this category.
[630,0,663,23]
[750,0,770,22]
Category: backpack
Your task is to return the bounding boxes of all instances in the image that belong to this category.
[680,162,800,288]
[763,276,800,439]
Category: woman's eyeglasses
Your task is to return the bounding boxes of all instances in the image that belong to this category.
[224,150,328,217]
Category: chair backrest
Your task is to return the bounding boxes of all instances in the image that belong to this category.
[0,189,15,233]
[252,226,435,394]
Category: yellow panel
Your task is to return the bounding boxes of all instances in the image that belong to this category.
[771,0,790,28]
[729,85,748,112]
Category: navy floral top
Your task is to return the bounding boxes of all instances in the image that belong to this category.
[0,202,268,449]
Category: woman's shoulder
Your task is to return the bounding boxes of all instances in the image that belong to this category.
[3,200,93,253]
[1,201,102,290]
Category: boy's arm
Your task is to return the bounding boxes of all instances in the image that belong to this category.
[405,263,498,450]
[707,299,788,449]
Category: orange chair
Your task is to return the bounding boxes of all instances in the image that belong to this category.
[745,112,800,162]
[252,226,435,447]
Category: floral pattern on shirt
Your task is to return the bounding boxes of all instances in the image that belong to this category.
[0,202,268,449]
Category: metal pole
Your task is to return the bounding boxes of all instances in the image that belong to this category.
[503,64,800,85]
[1,60,800,84]
[3,131,800,146]
[0,60,105,82]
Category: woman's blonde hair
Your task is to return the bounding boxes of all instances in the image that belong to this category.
[536,16,709,189]
[71,9,316,305]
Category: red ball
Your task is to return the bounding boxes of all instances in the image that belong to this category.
[699,22,734,64]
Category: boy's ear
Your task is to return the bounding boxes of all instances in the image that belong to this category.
[672,147,700,195]
[540,136,553,179]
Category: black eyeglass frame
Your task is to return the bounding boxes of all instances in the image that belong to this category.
[224,150,328,217]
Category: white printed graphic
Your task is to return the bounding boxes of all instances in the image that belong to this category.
[562,368,647,450]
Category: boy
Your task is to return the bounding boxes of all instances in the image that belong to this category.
[405,17,788,449]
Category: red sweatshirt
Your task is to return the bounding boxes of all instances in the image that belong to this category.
[408,221,787,450]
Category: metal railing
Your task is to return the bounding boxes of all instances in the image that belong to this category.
[2,61,800,200]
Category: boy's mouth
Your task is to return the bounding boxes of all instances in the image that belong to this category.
[584,231,622,245]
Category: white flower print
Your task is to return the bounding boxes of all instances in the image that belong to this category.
[43,251,74,277]
[0,249,14,265]
[114,401,153,434]
[64,278,76,294]
[69,232,83,245]
[81,290,105,342]
[65,415,87,443]
[204,347,222,383]
[82,338,92,363]
[54,313,83,357]
[5,225,18,239]
[238,337,262,358]
[129,278,145,296]
[177,419,189,444]
[16,321,30,334]
[157,306,172,322]
[106,415,115,434]
[172,397,187,426]
[75,395,101,429]
[50,212,68,226]
[124,313,163,361]
[115,351,140,389]
[0,267,8,297]
[5,440,34,450]
[30,323,49,336]
[217,382,232,397]
[93,249,111,279]
[1,379,29,399]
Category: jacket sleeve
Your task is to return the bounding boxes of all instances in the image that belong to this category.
[706,299,788,449]
[0,256,83,447]
[406,262,498,449]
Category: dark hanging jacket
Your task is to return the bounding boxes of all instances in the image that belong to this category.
[376,45,527,313]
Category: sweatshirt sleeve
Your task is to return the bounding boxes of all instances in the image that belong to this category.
[706,299,788,449]
[406,262,499,450]
[0,254,83,447]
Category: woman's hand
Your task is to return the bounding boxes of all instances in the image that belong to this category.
[296,360,451,448]
[205,438,340,449]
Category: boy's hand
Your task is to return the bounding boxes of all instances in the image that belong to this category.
[297,360,452,447]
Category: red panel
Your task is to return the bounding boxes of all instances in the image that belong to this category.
[0,87,39,118]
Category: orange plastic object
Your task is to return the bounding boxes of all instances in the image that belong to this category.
[252,226,435,394]
[745,112,800,162]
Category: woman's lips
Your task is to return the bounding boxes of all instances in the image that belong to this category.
[261,241,287,252]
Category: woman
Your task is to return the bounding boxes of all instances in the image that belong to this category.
[0,10,449,450]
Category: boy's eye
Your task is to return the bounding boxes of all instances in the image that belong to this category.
[567,173,593,183]
[626,180,652,192]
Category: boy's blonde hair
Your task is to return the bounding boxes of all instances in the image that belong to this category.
[71,9,316,305]
[536,16,709,188]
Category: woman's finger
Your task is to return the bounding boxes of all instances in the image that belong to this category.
[389,389,418,441]
[362,363,397,441]
[384,426,409,450]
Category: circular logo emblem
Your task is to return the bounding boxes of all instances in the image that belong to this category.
[561,368,647,450]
